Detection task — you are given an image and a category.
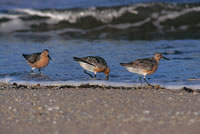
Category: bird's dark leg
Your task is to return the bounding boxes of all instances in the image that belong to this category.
[84,70,93,78]
[105,75,109,80]
[93,74,97,80]
[144,76,153,86]
[39,69,41,74]
[139,76,142,86]
[31,67,35,73]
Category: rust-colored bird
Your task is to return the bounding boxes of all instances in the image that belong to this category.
[73,56,110,80]
[22,49,52,73]
[120,53,169,86]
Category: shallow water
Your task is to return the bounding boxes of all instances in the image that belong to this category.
[0,1,200,88]
[0,36,199,88]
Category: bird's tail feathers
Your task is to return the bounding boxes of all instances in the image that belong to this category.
[22,54,29,60]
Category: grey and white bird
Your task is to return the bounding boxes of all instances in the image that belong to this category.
[120,53,169,86]
[73,56,110,80]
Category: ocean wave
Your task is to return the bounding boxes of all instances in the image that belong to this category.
[1,3,200,40]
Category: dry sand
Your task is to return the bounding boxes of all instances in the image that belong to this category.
[0,83,200,134]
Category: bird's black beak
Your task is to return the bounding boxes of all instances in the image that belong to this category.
[163,56,169,60]
[48,55,52,60]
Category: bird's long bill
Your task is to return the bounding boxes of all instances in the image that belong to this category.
[48,55,52,60]
[163,56,169,60]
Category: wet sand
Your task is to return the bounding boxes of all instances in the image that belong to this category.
[0,83,200,134]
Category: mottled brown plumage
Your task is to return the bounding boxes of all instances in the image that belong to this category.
[73,56,110,80]
[120,53,169,86]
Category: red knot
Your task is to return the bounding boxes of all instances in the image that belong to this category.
[73,56,110,80]
[22,49,52,73]
[120,53,169,86]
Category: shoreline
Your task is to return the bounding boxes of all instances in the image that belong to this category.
[0,82,200,134]
[1,82,200,93]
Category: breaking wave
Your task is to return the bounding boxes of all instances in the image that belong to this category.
[1,3,200,40]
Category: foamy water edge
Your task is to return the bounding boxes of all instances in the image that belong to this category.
[0,77,199,90]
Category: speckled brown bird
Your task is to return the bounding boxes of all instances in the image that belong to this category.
[22,49,52,73]
[73,56,110,80]
[120,53,169,86]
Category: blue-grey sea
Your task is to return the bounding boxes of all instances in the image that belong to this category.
[0,0,200,89]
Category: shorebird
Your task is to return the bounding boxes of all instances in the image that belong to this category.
[22,49,52,73]
[120,53,169,86]
[73,56,110,80]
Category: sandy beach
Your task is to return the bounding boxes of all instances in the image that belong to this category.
[0,83,200,134]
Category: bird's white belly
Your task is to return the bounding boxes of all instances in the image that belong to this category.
[126,67,148,76]
[79,62,94,72]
